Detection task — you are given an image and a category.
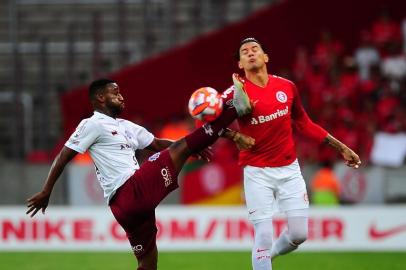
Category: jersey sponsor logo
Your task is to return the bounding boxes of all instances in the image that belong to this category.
[369,224,406,240]
[120,144,131,150]
[148,152,160,162]
[250,106,289,125]
[276,91,288,103]
[131,244,144,254]
[161,167,173,187]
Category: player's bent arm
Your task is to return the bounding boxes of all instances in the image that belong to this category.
[222,128,255,150]
[324,134,361,169]
[145,138,174,152]
[26,146,78,217]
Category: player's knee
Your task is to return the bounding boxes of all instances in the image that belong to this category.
[289,228,307,245]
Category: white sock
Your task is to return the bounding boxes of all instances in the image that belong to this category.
[252,219,273,270]
[270,229,297,258]
[270,209,308,259]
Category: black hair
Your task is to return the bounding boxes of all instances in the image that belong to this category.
[235,37,267,60]
[88,78,116,100]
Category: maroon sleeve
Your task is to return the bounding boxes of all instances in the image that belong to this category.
[291,83,328,143]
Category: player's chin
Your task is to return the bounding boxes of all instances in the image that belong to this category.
[115,104,125,114]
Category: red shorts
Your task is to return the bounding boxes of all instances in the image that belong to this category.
[109,149,179,259]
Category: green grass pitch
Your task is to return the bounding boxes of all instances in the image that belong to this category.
[0,251,404,269]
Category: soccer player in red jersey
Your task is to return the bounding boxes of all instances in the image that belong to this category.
[26,78,254,270]
[222,38,361,270]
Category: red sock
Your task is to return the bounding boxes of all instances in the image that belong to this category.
[185,107,238,153]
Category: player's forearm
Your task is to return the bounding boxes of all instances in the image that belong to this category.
[323,134,347,153]
[42,147,75,194]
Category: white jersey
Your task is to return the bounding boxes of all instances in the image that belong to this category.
[65,111,154,203]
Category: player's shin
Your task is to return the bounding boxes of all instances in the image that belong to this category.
[252,220,273,270]
[271,215,308,259]
[185,107,238,153]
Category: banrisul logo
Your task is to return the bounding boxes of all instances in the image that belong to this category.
[276,91,287,103]
[250,106,289,125]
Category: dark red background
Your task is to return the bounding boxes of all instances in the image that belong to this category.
[61,0,406,136]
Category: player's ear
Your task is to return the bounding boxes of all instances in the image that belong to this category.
[95,92,105,103]
[264,53,269,63]
[238,61,244,69]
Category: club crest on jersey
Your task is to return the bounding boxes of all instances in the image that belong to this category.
[276,91,287,103]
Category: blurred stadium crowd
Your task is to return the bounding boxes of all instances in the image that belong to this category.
[291,11,406,165]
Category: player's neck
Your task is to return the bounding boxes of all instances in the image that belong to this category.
[95,107,117,119]
[245,70,269,88]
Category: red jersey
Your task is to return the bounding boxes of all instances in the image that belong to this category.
[222,75,328,167]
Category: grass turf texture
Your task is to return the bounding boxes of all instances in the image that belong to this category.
[0,251,404,269]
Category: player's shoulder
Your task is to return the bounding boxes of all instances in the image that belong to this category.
[270,74,296,87]
[86,113,106,127]
[118,118,145,130]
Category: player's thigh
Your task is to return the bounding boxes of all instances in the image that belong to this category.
[277,170,309,212]
[244,166,276,222]
[133,149,179,208]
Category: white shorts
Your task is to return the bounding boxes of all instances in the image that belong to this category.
[243,159,309,223]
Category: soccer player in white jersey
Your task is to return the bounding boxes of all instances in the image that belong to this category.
[26,78,254,270]
[222,38,361,269]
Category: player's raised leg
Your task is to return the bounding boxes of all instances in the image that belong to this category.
[131,76,253,270]
[270,209,308,259]
[170,73,252,171]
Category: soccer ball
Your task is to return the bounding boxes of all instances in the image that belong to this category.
[188,87,223,122]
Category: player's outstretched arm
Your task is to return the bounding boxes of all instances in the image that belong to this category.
[223,128,255,150]
[324,134,361,169]
[26,146,78,217]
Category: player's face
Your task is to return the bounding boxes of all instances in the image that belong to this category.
[103,83,125,115]
[238,42,269,71]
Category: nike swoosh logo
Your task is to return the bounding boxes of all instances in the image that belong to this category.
[249,210,257,214]
[369,224,406,240]
[256,248,270,253]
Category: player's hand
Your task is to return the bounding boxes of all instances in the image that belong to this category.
[26,190,51,218]
[341,147,361,169]
[194,146,213,162]
[233,132,255,150]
